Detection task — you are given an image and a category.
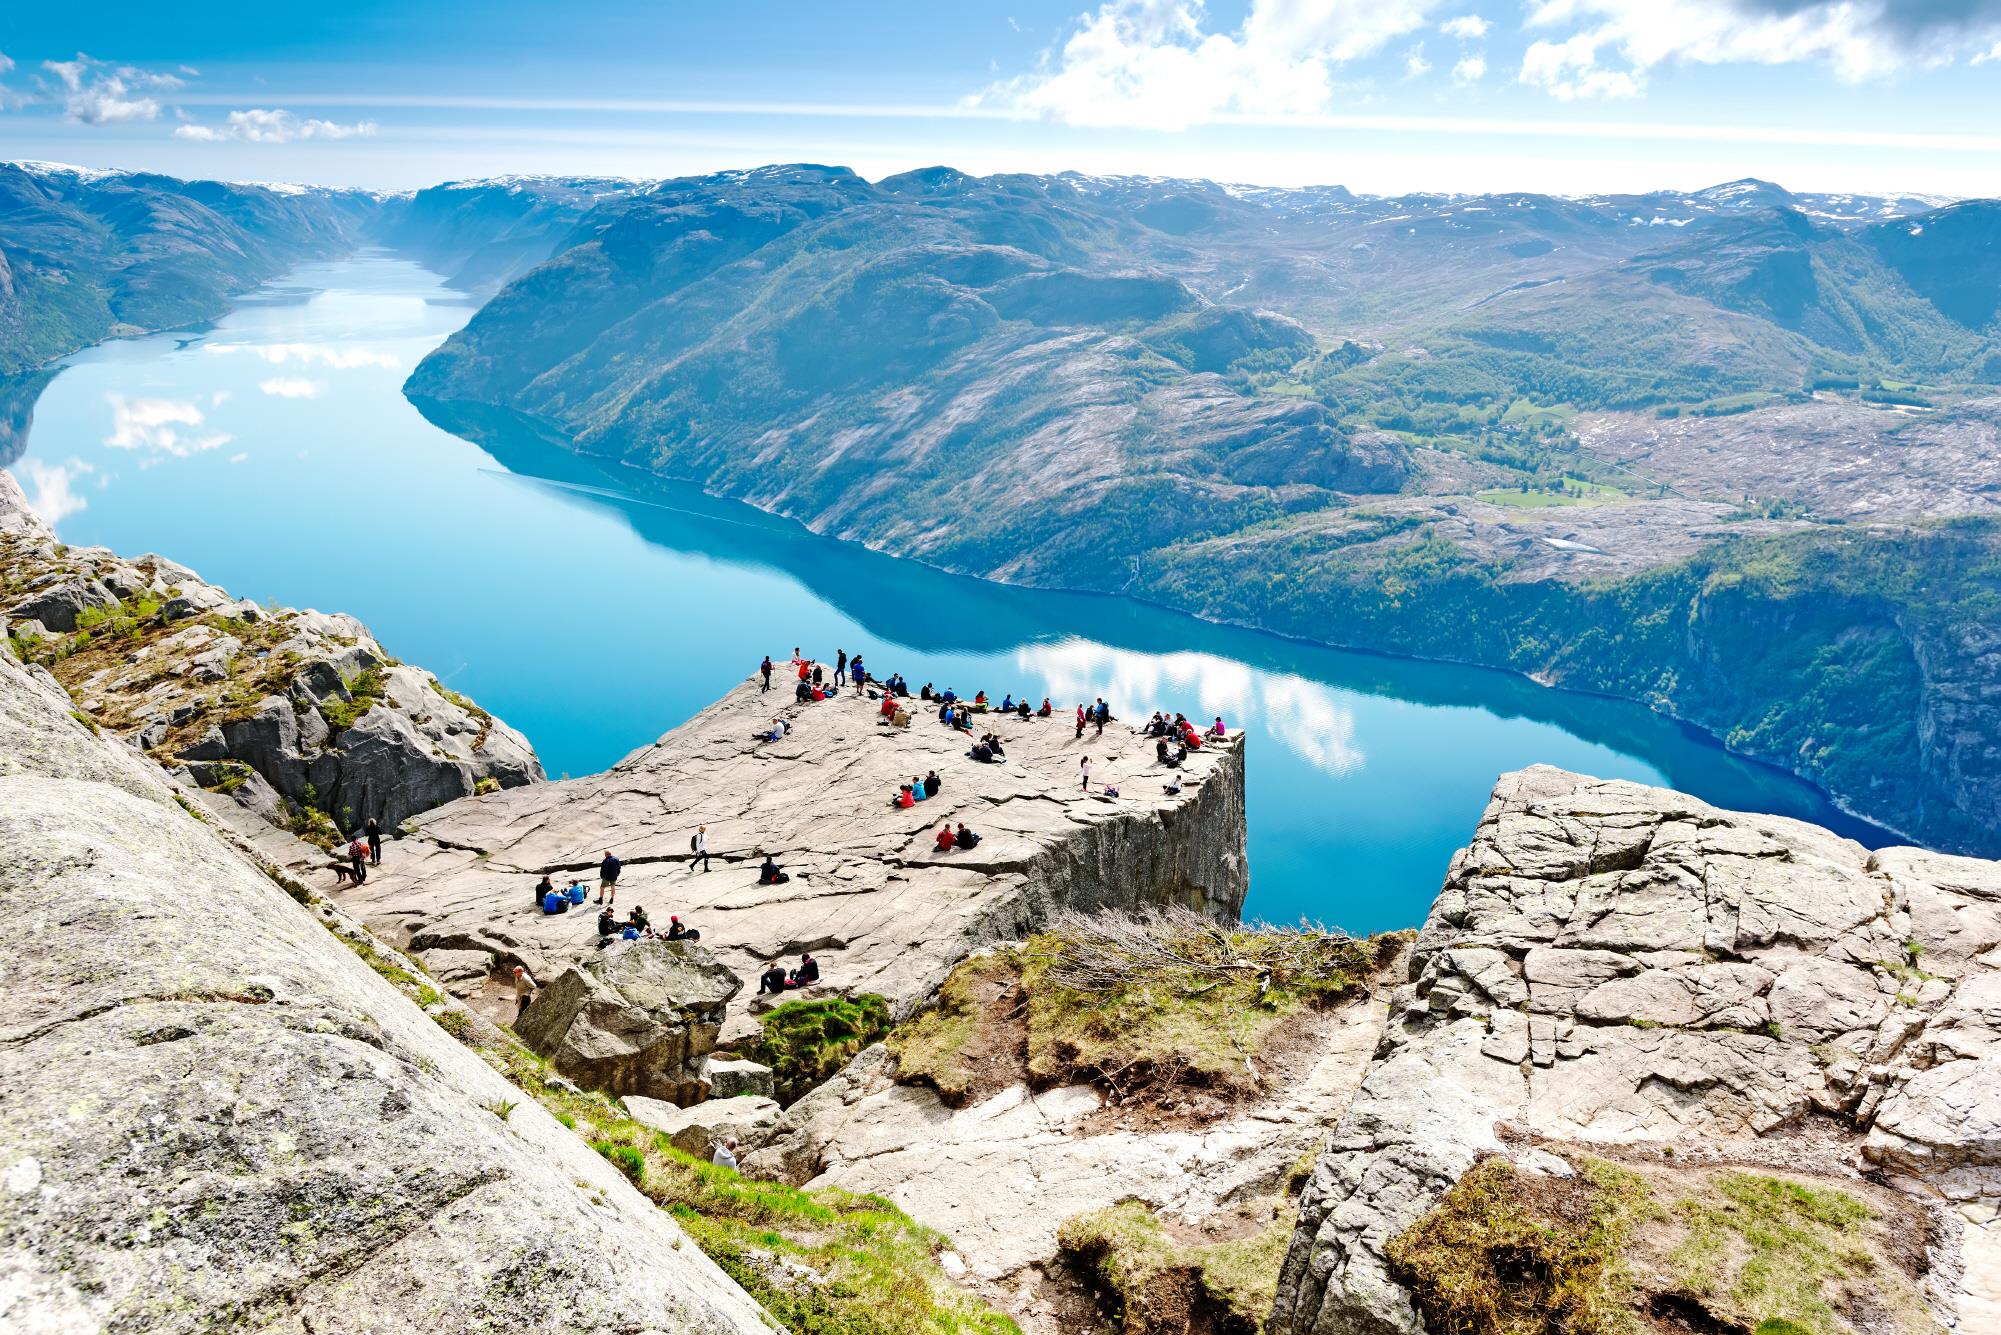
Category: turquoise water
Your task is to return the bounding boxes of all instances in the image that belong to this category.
[5,253,1891,932]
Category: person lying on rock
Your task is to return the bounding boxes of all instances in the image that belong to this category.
[758,961,789,995]
[758,856,790,885]
[955,823,981,850]
[935,825,956,853]
[788,953,820,987]
[667,914,700,941]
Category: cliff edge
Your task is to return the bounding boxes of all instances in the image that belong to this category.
[343,675,1248,1032]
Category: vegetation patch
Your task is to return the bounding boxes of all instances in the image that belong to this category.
[905,909,1398,1109]
[1386,1152,1935,1335]
[744,994,893,1104]
[319,664,388,733]
[1057,1192,1301,1334]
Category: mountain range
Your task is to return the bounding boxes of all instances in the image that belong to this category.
[7,159,2001,854]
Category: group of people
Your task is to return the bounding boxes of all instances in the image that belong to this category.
[891,770,945,807]
[1076,698,1115,738]
[757,952,821,995]
[933,822,982,853]
[329,817,384,885]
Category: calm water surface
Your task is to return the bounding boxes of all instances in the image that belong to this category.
[5,253,1892,932]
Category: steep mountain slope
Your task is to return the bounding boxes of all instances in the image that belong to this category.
[0,162,373,373]
[368,174,650,290]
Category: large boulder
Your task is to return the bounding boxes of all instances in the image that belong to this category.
[1269,767,2001,1335]
[518,940,743,1104]
[627,1094,784,1157]
[5,574,118,632]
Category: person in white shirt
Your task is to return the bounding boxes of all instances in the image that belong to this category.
[1080,756,1093,791]
[692,824,711,872]
[512,964,536,1019]
[712,1136,739,1172]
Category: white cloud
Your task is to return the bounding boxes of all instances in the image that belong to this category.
[42,54,181,125]
[1453,53,1488,83]
[258,376,327,399]
[1406,44,1433,77]
[1520,0,2001,98]
[104,395,230,457]
[174,107,378,143]
[1521,31,1642,98]
[206,342,401,370]
[1440,14,1491,39]
[17,459,93,526]
[978,0,1446,128]
[227,452,250,464]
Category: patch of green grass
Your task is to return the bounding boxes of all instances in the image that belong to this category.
[747,995,893,1104]
[1059,1198,1297,1333]
[1667,1173,1879,1335]
[888,953,1012,1103]
[1385,1155,1654,1335]
[319,664,388,733]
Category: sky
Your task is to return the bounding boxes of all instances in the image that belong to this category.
[3,0,2001,196]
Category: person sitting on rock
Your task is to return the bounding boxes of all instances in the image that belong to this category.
[923,770,942,798]
[955,823,981,850]
[1208,716,1227,739]
[935,825,956,853]
[760,717,787,743]
[1037,697,1053,717]
[892,784,916,809]
[543,885,570,914]
[758,856,790,885]
[597,907,621,940]
[972,691,988,711]
[969,739,993,764]
[987,733,1006,760]
[758,961,789,995]
[713,1136,740,1171]
[1016,699,1031,719]
[999,694,1014,713]
[795,679,812,703]
[921,682,935,701]
[533,874,555,909]
[911,775,929,801]
[629,905,652,933]
[788,953,820,987]
[880,692,900,719]
[666,914,700,941]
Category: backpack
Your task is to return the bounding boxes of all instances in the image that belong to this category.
[690,835,699,852]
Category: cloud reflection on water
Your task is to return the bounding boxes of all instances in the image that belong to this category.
[1013,638,1364,777]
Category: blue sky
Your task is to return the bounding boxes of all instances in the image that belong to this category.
[5,0,2001,195]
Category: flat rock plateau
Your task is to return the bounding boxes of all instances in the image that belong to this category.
[343,678,1248,1036]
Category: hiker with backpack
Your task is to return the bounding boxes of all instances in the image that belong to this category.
[691,825,711,872]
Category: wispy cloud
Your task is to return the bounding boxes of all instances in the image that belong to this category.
[104,395,230,457]
[19,458,94,526]
[976,0,1446,128]
[1440,15,1491,39]
[175,108,378,143]
[42,53,182,125]
[1521,0,2001,99]
[258,376,328,398]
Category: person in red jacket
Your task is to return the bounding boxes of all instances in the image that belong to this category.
[934,825,956,853]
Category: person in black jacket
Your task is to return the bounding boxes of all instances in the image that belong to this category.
[365,816,383,865]
[758,961,789,995]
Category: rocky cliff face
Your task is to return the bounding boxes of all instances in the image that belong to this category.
[1269,766,2001,1335]
[342,672,1248,1036]
[0,631,769,1333]
[0,470,543,837]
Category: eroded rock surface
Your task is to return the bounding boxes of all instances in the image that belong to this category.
[0,469,542,834]
[1270,766,2001,1335]
[346,675,1247,1028]
[0,632,766,1334]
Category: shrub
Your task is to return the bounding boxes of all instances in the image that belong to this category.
[748,995,893,1104]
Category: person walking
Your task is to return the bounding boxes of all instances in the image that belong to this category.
[365,816,383,866]
[835,648,848,687]
[760,655,773,692]
[346,834,369,884]
[1080,756,1093,791]
[692,824,711,873]
[512,964,537,1019]
[598,850,622,906]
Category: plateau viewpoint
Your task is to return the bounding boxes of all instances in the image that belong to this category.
[3,465,1998,1335]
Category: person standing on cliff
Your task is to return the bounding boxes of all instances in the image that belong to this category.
[835,648,848,687]
[512,964,536,1020]
[365,816,382,866]
[598,850,622,906]
[1080,756,1093,791]
[760,655,773,692]
[692,824,711,873]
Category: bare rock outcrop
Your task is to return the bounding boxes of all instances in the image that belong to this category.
[517,939,742,1103]
[0,469,542,836]
[0,637,768,1333]
[345,674,1248,1028]
[1269,766,2001,1335]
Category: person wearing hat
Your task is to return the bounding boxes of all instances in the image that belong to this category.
[667,914,701,942]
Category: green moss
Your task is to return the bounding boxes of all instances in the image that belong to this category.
[1384,1155,1653,1335]
[1668,1174,1879,1335]
[319,664,388,733]
[1058,1198,1297,1333]
[747,995,893,1104]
